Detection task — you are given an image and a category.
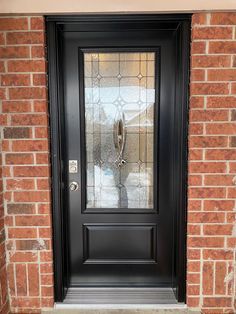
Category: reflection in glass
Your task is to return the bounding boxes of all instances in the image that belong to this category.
[84,52,155,208]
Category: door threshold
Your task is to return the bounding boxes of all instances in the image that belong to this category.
[55,304,187,309]
[62,287,180,305]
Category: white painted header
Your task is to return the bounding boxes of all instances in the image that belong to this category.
[0,0,236,14]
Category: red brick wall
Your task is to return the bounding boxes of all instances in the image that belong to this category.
[0,16,53,313]
[188,13,236,313]
[0,13,236,313]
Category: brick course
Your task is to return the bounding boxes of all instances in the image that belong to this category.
[0,16,53,313]
[188,12,236,313]
[0,13,235,313]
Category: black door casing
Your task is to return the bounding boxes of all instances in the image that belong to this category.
[46,14,191,303]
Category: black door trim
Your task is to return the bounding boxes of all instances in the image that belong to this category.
[46,14,191,303]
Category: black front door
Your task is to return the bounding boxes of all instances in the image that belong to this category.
[48,15,190,301]
[64,27,174,287]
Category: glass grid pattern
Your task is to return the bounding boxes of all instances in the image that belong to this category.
[84,52,156,209]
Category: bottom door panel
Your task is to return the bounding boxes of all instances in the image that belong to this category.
[83,224,157,264]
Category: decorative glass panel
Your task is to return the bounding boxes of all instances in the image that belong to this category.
[84,52,155,209]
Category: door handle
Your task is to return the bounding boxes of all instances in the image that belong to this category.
[69,181,79,191]
[113,112,126,167]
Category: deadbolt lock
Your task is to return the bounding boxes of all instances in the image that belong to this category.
[69,160,78,173]
[69,181,79,191]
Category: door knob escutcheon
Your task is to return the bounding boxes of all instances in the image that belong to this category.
[69,181,79,191]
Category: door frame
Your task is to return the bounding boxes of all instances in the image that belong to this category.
[46,14,191,303]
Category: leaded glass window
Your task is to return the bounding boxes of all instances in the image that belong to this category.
[84,52,155,209]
